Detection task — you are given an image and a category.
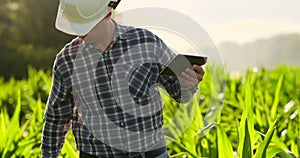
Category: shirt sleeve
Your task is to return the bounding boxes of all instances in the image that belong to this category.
[41,58,74,158]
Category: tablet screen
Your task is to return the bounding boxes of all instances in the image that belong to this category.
[160,54,207,76]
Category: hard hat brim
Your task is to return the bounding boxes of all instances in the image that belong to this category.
[55,3,111,36]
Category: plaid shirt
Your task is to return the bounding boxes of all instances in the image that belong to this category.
[41,21,196,158]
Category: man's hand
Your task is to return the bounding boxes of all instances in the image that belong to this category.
[178,65,205,87]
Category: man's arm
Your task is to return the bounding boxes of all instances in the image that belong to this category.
[41,61,74,158]
[158,41,205,103]
[159,73,199,103]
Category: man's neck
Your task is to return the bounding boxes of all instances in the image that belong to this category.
[84,18,116,51]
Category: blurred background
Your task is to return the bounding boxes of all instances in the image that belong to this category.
[0,0,299,79]
[0,0,72,80]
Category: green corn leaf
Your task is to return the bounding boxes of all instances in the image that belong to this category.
[238,117,252,158]
[290,141,299,158]
[169,152,188,158]
[238,75,254,158]
[216,124,234,158]
[36,96,44,123]
[270,75,283,120]
[2,90,21,158]
[61,139,78,158]
[166,136,199,158]
[243,120,252,158]
[244,75,254,146]
[0,109,8,151]
[254,119,278,158]
[15,139,36,156]
[267,147,293,158]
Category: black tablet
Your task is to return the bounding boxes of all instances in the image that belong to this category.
[160,54,207,76]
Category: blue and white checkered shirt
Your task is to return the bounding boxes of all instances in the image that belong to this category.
[41,21,196,158]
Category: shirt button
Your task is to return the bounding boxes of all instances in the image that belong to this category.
[120,122,125,127]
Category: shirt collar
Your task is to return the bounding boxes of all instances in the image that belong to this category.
[112,19,135,40]
[74,20,134,50]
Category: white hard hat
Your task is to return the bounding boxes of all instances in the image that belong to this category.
[55,0,121,36]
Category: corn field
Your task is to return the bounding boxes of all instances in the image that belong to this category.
[0,65,299,158]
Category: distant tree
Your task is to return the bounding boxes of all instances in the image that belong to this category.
[218,34,300,71]
[9,0,73,48]
[0,0,73,79]
[0,0,15,47]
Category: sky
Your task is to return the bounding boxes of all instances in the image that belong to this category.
[116,0,300,45]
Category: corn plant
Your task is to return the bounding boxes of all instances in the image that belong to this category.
[0,68,78,158]
[163,65,299,157]
[0,66,299,157]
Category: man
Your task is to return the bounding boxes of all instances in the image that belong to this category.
[41,0,205,157]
